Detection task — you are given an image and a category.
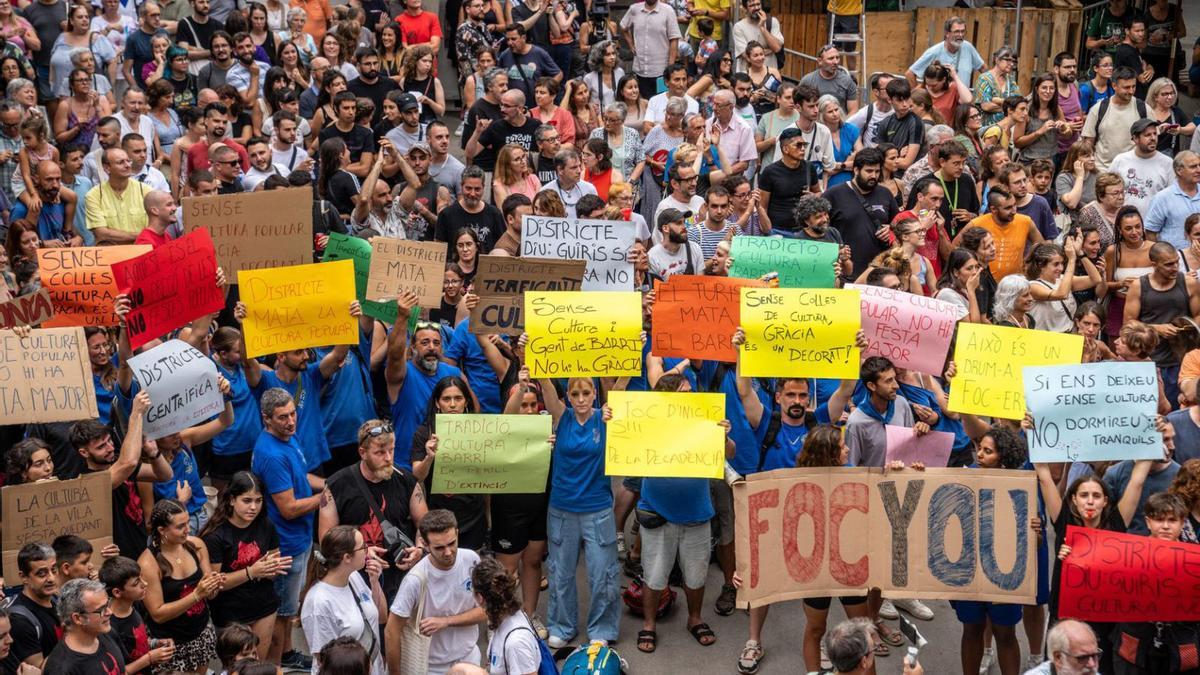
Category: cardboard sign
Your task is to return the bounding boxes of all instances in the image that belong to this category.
[738,287,861,378]
[366,238,448,307]
[885,424,954,468]
[1025,361,1162,462]
[520,215,636,291]
[321,232,399,324]
[524,291,642,378]
[0,289,54,329]
[0,327,99,423]
[728,236,839,288]
[110,229,225,350]
[183,187,313,275]
[948,324,1083,420]
[1059,526,1200,622]
[39,246,151,327]
[238,260,357,358]
[735,467,1036,607]
[846,284,966,376]
[651,275,766,362]
[128,340,224,439]
[431,414,552,493]
[2,471,113,578]
[470,256,586,335]
[606,391,726,479]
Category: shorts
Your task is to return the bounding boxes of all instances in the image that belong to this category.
[153,623,216,674]
[951,600,1023,626]
[803,594,869,610]
[273,546,311,617]
[208,451,251,482]
[710,479,735,546]
[831,13,861,51]
[641,521,711,590]
[622,476,643,493]
[490,492,549,554]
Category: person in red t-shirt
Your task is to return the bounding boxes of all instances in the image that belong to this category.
[133,190,176,248]
[396,0,442,74]
[186,103,250,175]
[894,174,952,278]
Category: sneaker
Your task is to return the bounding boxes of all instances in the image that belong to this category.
[547,635,571,649]
[532,616,549,640]
[979,646,995,674]
[454,124,463,137]
[715,583,737,616]
[878,599,899,620]
[617,532,626,557]
[1024,654,1045,671]
[892,598,934,620]
[280,650,313,671]
[736,640,764,674]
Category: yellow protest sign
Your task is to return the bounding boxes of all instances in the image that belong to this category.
[948,323,1083,420]
[606,391,726,479]
[739,288,861,378]
[238,260,357,358]
[525,291,642,378]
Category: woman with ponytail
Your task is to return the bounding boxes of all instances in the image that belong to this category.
[474,556,543,674]
[300,525,387,675]
[207,327,265,487]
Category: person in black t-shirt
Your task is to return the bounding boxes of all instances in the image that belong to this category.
[318,91,378,177]
[466,89,541,172]
[42,579,126,675]
[823,147,900,278]
[433,166,507,249]
[533,124,560,186]
[759,127,820,234]
[4,543,62,672]
[99,557,175,674]
[347,49,399,127]
[793,195,854,284]
[875,79,926,171]
[460,70,507,172]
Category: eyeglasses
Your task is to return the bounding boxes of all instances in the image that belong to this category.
[414,320,440,331]
[82,602,112,616]
[1064,650,1102,664]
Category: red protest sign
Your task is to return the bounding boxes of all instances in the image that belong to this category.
[651,275,765,362]
[110,229,225,350]
[1059,525,1200,622]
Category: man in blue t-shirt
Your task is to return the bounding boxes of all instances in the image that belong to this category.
[443,318,502,413]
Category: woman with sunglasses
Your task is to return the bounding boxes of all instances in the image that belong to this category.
[301,525,387,675]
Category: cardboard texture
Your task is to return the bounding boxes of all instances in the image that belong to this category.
[183,187,313,274]
[2,472,112,579]
[0,327,99,423]
[0,289,54,329]
[366,238,448,307]
[39,246,151,327]
[470,256,586,335]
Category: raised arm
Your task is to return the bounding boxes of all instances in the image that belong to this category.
[385,292,421,394]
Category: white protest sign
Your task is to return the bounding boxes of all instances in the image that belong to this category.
[128,340,223,438]
[520,215,636,291]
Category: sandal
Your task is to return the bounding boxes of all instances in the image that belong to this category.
[737,640,764,674]
[637,630,657,653]
[873,640,890,657]
[875,620,904,647]
[688,622,716,646]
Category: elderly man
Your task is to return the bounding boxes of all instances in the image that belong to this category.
[544,148,598,218]
[465,88,540,167]
[43,579,127,674]
[133,190,177,248]
[1023,620,1100,675]
[900,124,955,196]
[906,16,984,87]
[11,160,80,246]
[1145,150,1200,250]
[709,89,757,179]
[85,148,153,244]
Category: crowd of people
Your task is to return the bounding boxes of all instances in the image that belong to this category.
[0,0,1198,673]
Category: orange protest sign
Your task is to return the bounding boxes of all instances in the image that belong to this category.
[651,275,765,362]
[39,246,151,327]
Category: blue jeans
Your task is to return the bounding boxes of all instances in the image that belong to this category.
[273,545,310,617]
[546,506,620,643]
[1162,364,1182,412]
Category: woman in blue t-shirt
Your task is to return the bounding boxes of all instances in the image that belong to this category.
[151,375,235,532]
[208,326,265,487]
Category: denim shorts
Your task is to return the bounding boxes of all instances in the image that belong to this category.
[273,547,311,617]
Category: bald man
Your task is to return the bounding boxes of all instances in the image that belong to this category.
[134,190,178,248]
[10,160,81,247]
[1025,620,1098,675]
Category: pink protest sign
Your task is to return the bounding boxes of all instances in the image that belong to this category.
[885,424,955,468]
[846,284,967,376]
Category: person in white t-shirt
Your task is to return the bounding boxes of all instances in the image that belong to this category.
[1108,118,1175,215]
[643,64,699,136]
[244,137,290,191]
[386,510,484,675]
[649,207,704,279]
[654,163,706,234]
[473,557,541,675]
[301,526,388,675]
[269,111,313,175]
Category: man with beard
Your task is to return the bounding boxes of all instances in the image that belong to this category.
[43,580,128,675]
[433,166,505,248]
[385,292,464,469]
[648,207,703,280]
[1026,620,1100,675]
[496,23,559,102]
[197,31,235,90]
[133,190,177,247]
[759,127,819,234]
[318,92,378,177]
[10,160,80,246]
[767,86,832,187]
[823,147,898,278]
[383,92,426,157]
[490,193,531,256]
[532,124,559,185]
[243,137,288,191]
[906,16,984,87]
[320,420,428,599]
[352,143,415,240]
[347,49,397,126]
[225,32,264,107]
[176,0,224,74]
[426,121,464,198]
[454,0,493,79]
[460,68,506,193]
[895,176,950,276]
[186,102,248,174]
[1125,242,1200,412]
[397,141,447,239]
[270,112,313,173]
[958,187,1042,280]
[4,544,62,671]
[1053,52,1085,161]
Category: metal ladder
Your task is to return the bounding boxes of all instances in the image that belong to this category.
[828,8,869,106]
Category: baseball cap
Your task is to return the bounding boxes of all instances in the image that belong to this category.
[657,207,692,229]
[1130,118,1156,136]
[397,92,420,112]
[409,142,432,156]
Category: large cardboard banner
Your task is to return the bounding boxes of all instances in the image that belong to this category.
[0,327,98,423]
[0,289,54,329]
[1059,526,1200,622]
[846,284,965,376]
[2,472,112,579]
[651,275,765,362]
[110,229,225,350]
[739,287,861,378]
[606,391,726,479]
[431,414,552,493]
[39,246,151,327]
[734,467,1036,607]
[128,340,224,439]
[238,260,357,358]
[184,187,313,275]
[520,215,636,291]
[524,291,642,378]
[321,232,399,324]
[470,256,586,335]
[366,238,448,307]
[948,324,1083,420]
[1025,362,1161,462]
[729,236,839,288]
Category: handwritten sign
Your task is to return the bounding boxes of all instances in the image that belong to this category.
[470,256,586,335]
[729,236,839,288]
[885,424,954,468]
[0,289,54,329]
[321,232,399,324]
[0,327,98,423]
[366,238,448,307]
[651,275,765,362]
[39,246,151,327]
[110,229,225,350]
[1024,361,1161,462]
[184,187,313,275]
[524,291,642,378]
[128,339,224,439]
[1060,526,1200,622]
[739,288,861,378]
[735,467,1036,607]
[2,472,112,579]
[847,284,965,376]
[948,324,1083,420]
[606,391,726,478]
[431,414,552,493]
[520,215,636,291]
[238,260,357,358]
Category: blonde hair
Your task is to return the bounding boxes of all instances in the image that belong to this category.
[494,144,529,187]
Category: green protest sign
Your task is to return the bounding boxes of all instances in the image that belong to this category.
[322,233,400,324]
[729,236,838,288]
[432,414,552,493]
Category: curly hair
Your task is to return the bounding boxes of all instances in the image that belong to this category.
[796,425,844,469]
[472,557,521,629]
[793,196,830,229]
[1170,459,1200,511]
[983,426,1027,470]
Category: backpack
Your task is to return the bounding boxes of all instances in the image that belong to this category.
[560,641,626,675]
[502,615,559,675]
[755,407,819,472]
[621,576,676,618]
[1095,96,1148,131]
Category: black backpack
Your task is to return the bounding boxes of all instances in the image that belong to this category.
[755,407,818,473]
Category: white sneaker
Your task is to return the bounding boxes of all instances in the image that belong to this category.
[617,532,626,556]
[979,646,995,674]
[878,599,899,620]
[547,635,570,649]
[454,124,463,137]
[892,598,934,620]
[1024,654,1045,671]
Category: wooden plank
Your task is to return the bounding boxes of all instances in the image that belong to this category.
[865,11,913,78]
